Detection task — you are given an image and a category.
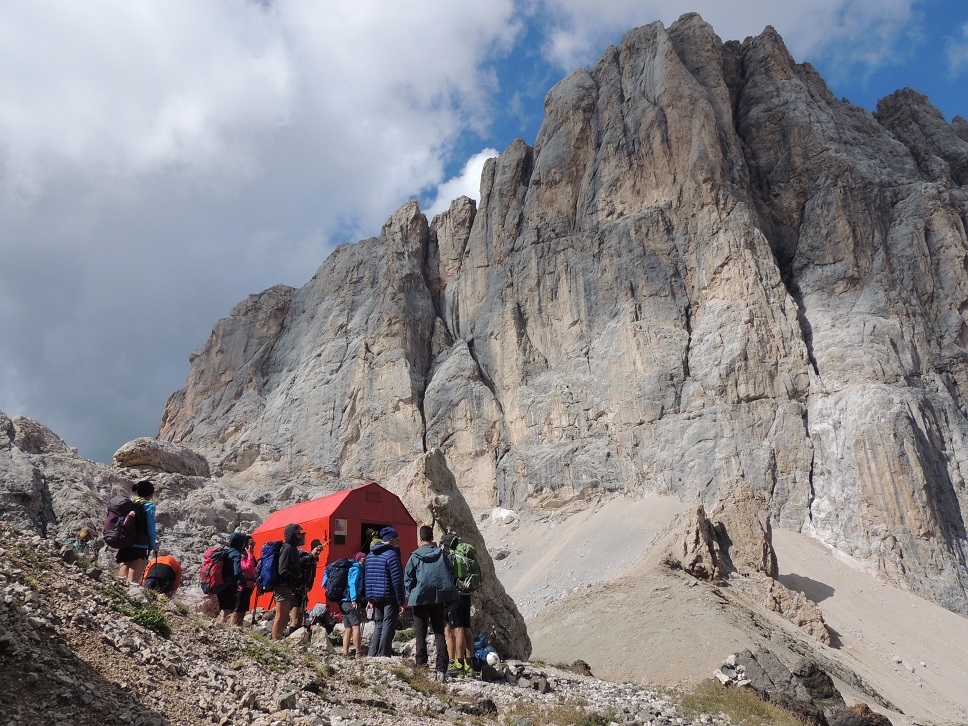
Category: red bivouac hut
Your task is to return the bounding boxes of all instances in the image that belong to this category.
[250,482,417,612]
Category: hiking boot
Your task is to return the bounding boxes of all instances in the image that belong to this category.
[459,661,475,678]
[447,663,463,679]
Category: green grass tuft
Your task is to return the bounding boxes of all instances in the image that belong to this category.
[679,681,806,726]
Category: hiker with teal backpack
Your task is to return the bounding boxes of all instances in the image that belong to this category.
[441,532,481,678]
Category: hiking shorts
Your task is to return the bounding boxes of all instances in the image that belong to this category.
[236,587,254,613]
[340,601,362,628]
[115,546,148,565]
[216,586,238,612]
[446,594,471,629]
[273,584,296,604]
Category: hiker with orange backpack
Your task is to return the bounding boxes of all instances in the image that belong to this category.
[142,553,183,596]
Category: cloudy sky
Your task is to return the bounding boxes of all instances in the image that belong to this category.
[2,0,966,464]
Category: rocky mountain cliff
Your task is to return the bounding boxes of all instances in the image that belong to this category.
[158,14,968,616]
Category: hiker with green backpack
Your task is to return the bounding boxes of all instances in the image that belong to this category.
[440,531,481,678]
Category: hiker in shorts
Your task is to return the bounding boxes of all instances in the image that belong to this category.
[365,527,406,657]
[405,525,459,681]
[116,479,157,584]
[216,533,247,624]
[441,532,474,678]
[337,552,366,657]
[272,524,324,640]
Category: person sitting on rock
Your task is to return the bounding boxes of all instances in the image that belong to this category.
[66,527,93,556]
[405,525,459,681]
[117,479,157,585]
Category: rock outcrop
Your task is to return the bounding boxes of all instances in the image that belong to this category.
[384,449,532,659]
[113,437,211,478]
[154,15,968,615]
[651,478,831,644]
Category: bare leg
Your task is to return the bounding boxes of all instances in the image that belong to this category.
[353,625,362,656]
[128,558,147,584]
[271,600,288,640]
[445,624,457,662]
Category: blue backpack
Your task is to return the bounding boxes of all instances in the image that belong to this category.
[255,541,282,593]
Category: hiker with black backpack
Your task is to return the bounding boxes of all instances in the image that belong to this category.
[405,525,459,682]
[323,551,366,657]
[364,527,406,657]
[107,479,157,584]
[215,533,247,624]
[271,524,325,640]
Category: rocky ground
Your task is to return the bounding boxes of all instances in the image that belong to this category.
[0,522,735,726]
[481,498,968,726]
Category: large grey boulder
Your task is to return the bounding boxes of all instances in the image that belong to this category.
[113,437,211,477]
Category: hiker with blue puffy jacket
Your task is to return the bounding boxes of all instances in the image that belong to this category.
[405,525,459,681]
[216,532,247,624]
[365,527,406,657]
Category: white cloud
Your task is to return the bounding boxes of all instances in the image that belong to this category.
[948,23,968,75]
[425,148,499,219]
[533,0,917,74]
[0,1,521,461]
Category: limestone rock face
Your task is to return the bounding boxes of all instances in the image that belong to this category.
[113,437,211,477]
[384,449,531,659]
[157,15,968,615]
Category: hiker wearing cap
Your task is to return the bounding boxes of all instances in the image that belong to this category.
[364,526,406,657]
[405,525,459,681]
[272,524,306,640]
[117,479,157,584]
[441,532,475,678]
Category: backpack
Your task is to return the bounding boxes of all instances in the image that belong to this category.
[324,558,353,602]
[200,546,230,594]
[299,550,318,591]
[452,541,482,592]
[255,541,282,593]
[102,495,141,549]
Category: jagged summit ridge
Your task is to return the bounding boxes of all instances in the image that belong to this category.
[159,14,968,615]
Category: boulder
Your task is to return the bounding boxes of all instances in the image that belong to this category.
[113,438,210,477]
[384,448,532,660]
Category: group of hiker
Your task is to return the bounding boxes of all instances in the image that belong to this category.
[98,479,484,680]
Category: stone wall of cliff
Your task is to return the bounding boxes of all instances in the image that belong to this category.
[157,14,968,615]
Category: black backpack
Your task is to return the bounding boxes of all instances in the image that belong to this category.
[324,558,353,602]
